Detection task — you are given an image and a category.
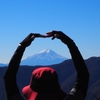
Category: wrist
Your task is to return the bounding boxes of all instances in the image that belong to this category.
[18,43,22,46]
[18,43,26,48]
[61,35,73,44]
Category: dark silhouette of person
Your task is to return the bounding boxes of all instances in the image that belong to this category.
[3,31,89,100]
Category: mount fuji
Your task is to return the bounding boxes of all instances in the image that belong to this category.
[21,49,68,66]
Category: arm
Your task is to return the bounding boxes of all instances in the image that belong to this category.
[46,31,89,99]
[3,33,45,100]
[62,37,89,97]
[64,40,89,99]
[3,33,35,100]
[3,45,26,100]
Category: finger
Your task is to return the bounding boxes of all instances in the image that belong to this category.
[30,33,40,37]
[30,33,46,38]
[31,35,35,38]
[39,34,47,38]
[46,32,53,37]
[52,36,55,40]
[30,35,35,41]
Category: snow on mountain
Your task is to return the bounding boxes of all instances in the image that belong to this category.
[21,49,68,66]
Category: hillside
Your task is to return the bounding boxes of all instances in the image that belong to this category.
[0,57,100,100]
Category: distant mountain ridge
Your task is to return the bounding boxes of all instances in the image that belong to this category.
[0,56,100,100]
[0,63,7,67]
[20,49,68,66]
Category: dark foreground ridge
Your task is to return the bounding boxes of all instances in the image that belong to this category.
[0,56,100,100]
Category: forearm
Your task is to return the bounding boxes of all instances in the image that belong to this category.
[67,41,89,76]
[61,36,89,97]
[3,33,35,100]
[69,42,89,96]
[4,45,25,79]
[4,45,26,100]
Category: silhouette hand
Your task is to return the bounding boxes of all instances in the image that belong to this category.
[46,30,67,40]
[19,33,46,47]
[46,30,73,44]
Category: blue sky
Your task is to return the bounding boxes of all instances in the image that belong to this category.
[0,0,100,63]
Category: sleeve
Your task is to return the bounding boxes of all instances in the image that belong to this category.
[3,45,26,100]
[63,38,89,99]
[64,88,84,100]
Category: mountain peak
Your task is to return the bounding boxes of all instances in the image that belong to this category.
[21,49,68,66]
[39,49,51,54]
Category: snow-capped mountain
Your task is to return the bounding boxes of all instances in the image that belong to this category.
[21,49,68,66]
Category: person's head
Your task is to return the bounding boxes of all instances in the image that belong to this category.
[22,67,67,100]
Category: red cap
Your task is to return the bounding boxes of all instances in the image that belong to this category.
[22,67,67,100]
